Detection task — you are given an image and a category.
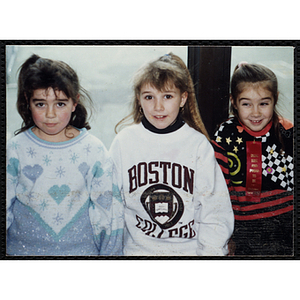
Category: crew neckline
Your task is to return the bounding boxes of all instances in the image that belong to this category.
[238,119,273,137]
[28,126,86,145]
[141,115,185,134]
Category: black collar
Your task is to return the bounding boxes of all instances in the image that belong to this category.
[141,115,184,134]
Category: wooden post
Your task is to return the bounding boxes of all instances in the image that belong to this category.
[188,46,232,138]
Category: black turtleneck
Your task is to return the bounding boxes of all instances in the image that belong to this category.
[141,115,184,134]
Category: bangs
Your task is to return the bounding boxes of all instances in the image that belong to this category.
[235,80,277,101]
[23,59,79,100]
[135,61,187,94]
[142,78,178,93]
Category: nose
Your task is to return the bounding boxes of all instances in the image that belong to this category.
[251,105,261,117]
[154,99,164,111]
[46,105,56,118]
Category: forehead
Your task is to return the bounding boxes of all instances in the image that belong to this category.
[31,88,68,99]
[238,81,273,94]
[140,81,178,92]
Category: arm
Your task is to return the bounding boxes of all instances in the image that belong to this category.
[211,140,236,256]
[194,139,234,256]
[211,140,232,189]
[6,141,20,230]
[89,145,124,256]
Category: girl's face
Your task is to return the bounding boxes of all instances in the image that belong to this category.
[138,83,187,130]
[231,83,275,132]
[29,88,77,142]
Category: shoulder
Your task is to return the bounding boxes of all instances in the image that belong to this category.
[215,117,239,133]
[7,130,29,148]
[180,125,214,155]
[279,117,293,130]
[214,117,239,140]
[277,119,293,155]
[213,118,243,150]
[183,123,208,142]
[82,131,110,157]
[112,124,142,142]
[278,118,293,140]
[84,130,105,144]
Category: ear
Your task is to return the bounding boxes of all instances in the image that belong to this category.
[24,92,30,104]
[180,91,188,107]
[136,94,142,108]
[275,91,279,103]
[230,95,236,108]
[72,101,77,112]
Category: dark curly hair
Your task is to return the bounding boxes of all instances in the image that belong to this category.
[15,54,93,135]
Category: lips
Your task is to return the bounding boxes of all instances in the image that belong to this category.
[250,119,262,124]
[45,123,57,127]
[153,115,167,120]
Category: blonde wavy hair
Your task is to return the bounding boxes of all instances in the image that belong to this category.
[115,52,209,140]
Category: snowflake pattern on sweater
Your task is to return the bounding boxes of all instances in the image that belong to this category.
[7,128,124,256]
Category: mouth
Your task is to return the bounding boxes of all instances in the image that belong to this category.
[45,123,57,127]
[153,115,167,120]
[249,119,263,125]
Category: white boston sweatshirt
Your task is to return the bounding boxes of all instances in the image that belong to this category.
[109,122,234,256]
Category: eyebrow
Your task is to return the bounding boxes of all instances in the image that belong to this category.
[31,98,70,102]
[141,90,176,94]
[238,97,272,102]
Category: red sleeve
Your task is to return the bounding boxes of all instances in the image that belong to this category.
[211,140,232,190]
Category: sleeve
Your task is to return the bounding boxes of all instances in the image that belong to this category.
[88,143,124,255]
[6,140,20,230]
[211,140,231,187]
[194,139,234,256]
[109,137,124,195]
[280,123,294,190]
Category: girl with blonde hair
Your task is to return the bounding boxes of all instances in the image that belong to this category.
[110,53,233,256]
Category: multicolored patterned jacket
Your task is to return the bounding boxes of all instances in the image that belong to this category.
[212,117,293,221]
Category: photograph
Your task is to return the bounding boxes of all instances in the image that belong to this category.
[4,42,295,259]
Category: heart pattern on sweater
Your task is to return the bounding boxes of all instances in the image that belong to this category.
[48,184,71,205]
[78,162,90,178]
[22,164,43,182]
[92,161,104,178]
[7,158,19,177]
[97,191,112,210]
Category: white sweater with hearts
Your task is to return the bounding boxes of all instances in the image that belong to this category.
[6,127,124,256]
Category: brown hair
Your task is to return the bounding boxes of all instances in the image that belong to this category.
[15,54,93,135]
[230,62,284,149]
[115,53,209,140]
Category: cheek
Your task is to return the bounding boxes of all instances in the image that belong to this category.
[267,106,274,118]
[140,101,150,113]
[235,106,247,117]
[60,111,73,122]
[30,109,43,123]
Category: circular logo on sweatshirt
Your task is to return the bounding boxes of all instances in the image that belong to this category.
[140,184,184,229]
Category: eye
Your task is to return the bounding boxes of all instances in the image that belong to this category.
[260,102,269,106]
[144,95,153,100]
[35,102,45,108]
[164,94,173,99]
[241,102,250,107]
[57,102,66,107]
